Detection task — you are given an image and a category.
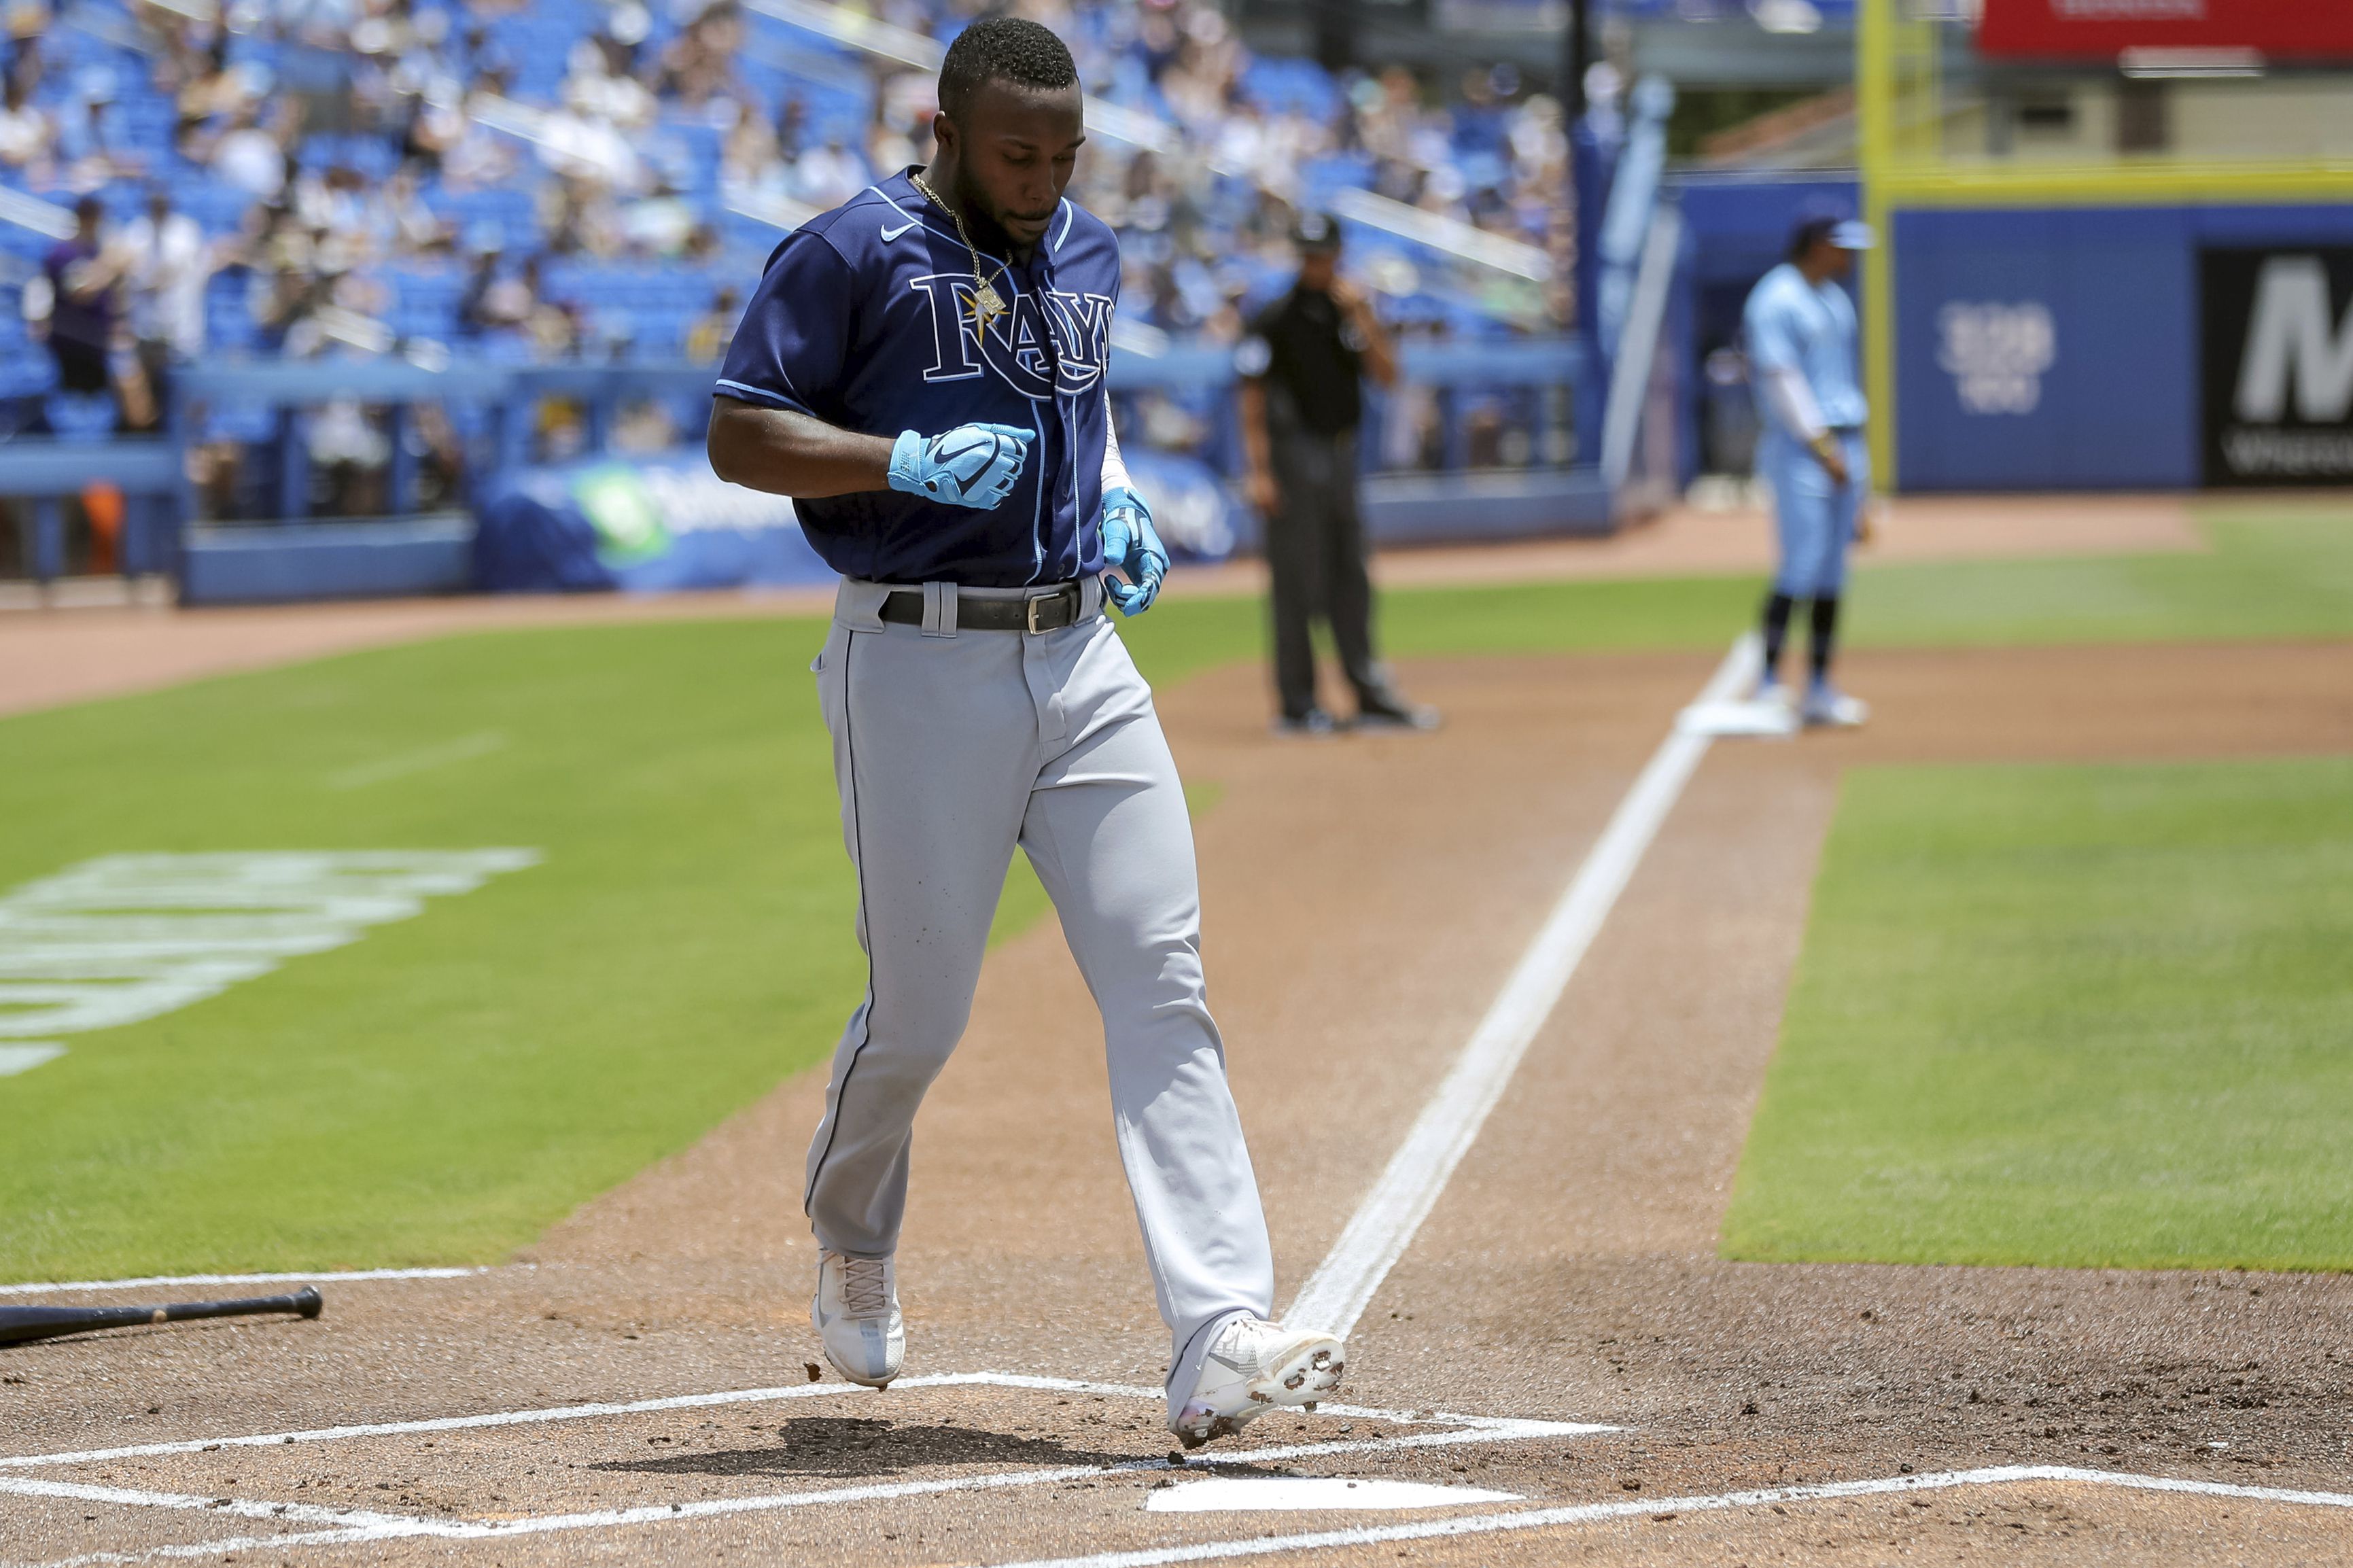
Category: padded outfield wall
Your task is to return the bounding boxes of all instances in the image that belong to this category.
[1893,203,2353,491]
[1857,0,2353,494]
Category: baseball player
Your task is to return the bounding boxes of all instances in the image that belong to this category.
[706,16,1343,1448]
[1743,211,1873,727]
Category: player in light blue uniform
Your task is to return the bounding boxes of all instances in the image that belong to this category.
[1744,212,1874,727]
[707,18,1343,1448]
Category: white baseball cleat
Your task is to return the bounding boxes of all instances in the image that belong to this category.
[812,1250,903,1388]
[1168,1315,1345,1448]
[1800,682,1869,727]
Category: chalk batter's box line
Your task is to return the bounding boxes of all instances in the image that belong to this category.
[982,1465,2353,1568]
[0,1371,1614,1566]
[0,1266,502,1297]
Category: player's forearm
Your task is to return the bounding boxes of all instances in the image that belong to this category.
[1355,311,1399,389]
[1100,389,1133,493]
[1238,381,1272,478]
[708,398,894,498]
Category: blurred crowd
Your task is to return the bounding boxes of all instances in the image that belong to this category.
[3,0,1571,495]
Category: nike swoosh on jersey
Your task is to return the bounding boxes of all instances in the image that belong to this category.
[879,220,919,241]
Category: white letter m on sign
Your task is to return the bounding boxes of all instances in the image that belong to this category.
[2236,257,2353,423]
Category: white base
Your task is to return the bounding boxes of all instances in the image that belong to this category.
[1677,698,1798,739]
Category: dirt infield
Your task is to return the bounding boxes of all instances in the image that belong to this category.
[5,640,2351,1567]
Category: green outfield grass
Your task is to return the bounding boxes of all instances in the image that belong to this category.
[0,495,2344,1281]
[1722,756,2353,1272]
[1847,503,2353,649]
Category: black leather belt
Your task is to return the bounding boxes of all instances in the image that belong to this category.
[879,582,1086,633]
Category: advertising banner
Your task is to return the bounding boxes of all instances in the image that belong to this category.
[1979,0,2353,62]
[2201,247,2353,488]
[1893,206,2198,491]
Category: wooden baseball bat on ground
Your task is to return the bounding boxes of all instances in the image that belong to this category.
[0,1286,322,1347]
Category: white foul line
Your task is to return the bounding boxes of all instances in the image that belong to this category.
[0,1266,495,1298]
[982,1465,2353,1568]
[1285,635,1760,1338]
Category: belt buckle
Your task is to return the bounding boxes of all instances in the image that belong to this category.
[1024,587,1068,635]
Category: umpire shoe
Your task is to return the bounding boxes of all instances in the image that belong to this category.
[1169,1315,1345,1448]
[1274,708,1340,738]
[1353,691,1441,732]
[813,1250,903,1388]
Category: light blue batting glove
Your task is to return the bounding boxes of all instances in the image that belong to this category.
[888,422,1034,510]
[1098,485,1167,617]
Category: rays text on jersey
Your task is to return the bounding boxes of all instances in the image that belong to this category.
[909,273,1113,400]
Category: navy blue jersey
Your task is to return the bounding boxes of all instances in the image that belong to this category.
[716,168,1118,588]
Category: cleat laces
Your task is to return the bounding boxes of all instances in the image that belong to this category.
[839,1257,892,1317]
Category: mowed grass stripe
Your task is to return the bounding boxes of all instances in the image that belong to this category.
[1723,756,2353,1272]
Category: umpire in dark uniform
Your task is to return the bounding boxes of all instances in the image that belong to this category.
[1237,213,1438,735]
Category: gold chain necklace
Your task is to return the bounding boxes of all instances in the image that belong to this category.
[909,170,1011,329]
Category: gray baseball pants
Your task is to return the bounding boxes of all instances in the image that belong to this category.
[803,575,1276,1409]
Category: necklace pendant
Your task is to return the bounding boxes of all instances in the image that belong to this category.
[973,283,1007,326]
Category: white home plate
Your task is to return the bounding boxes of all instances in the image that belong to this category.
[1146,1477,1522,1512]
[1677,698,1797,739]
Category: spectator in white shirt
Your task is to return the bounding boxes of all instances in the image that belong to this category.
[0,75,52,176]
[122,184,212,372]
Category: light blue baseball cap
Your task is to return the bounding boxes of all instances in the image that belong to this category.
[1789,208,1875,258]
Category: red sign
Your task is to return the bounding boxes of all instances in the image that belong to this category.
[1979,0,2353,61]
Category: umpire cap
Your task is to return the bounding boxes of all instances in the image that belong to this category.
[1291,211,1343,253]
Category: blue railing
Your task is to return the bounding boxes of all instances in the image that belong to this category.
[0,332,1600,595]
[0,438,180,584]
[1,336,1592,592]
